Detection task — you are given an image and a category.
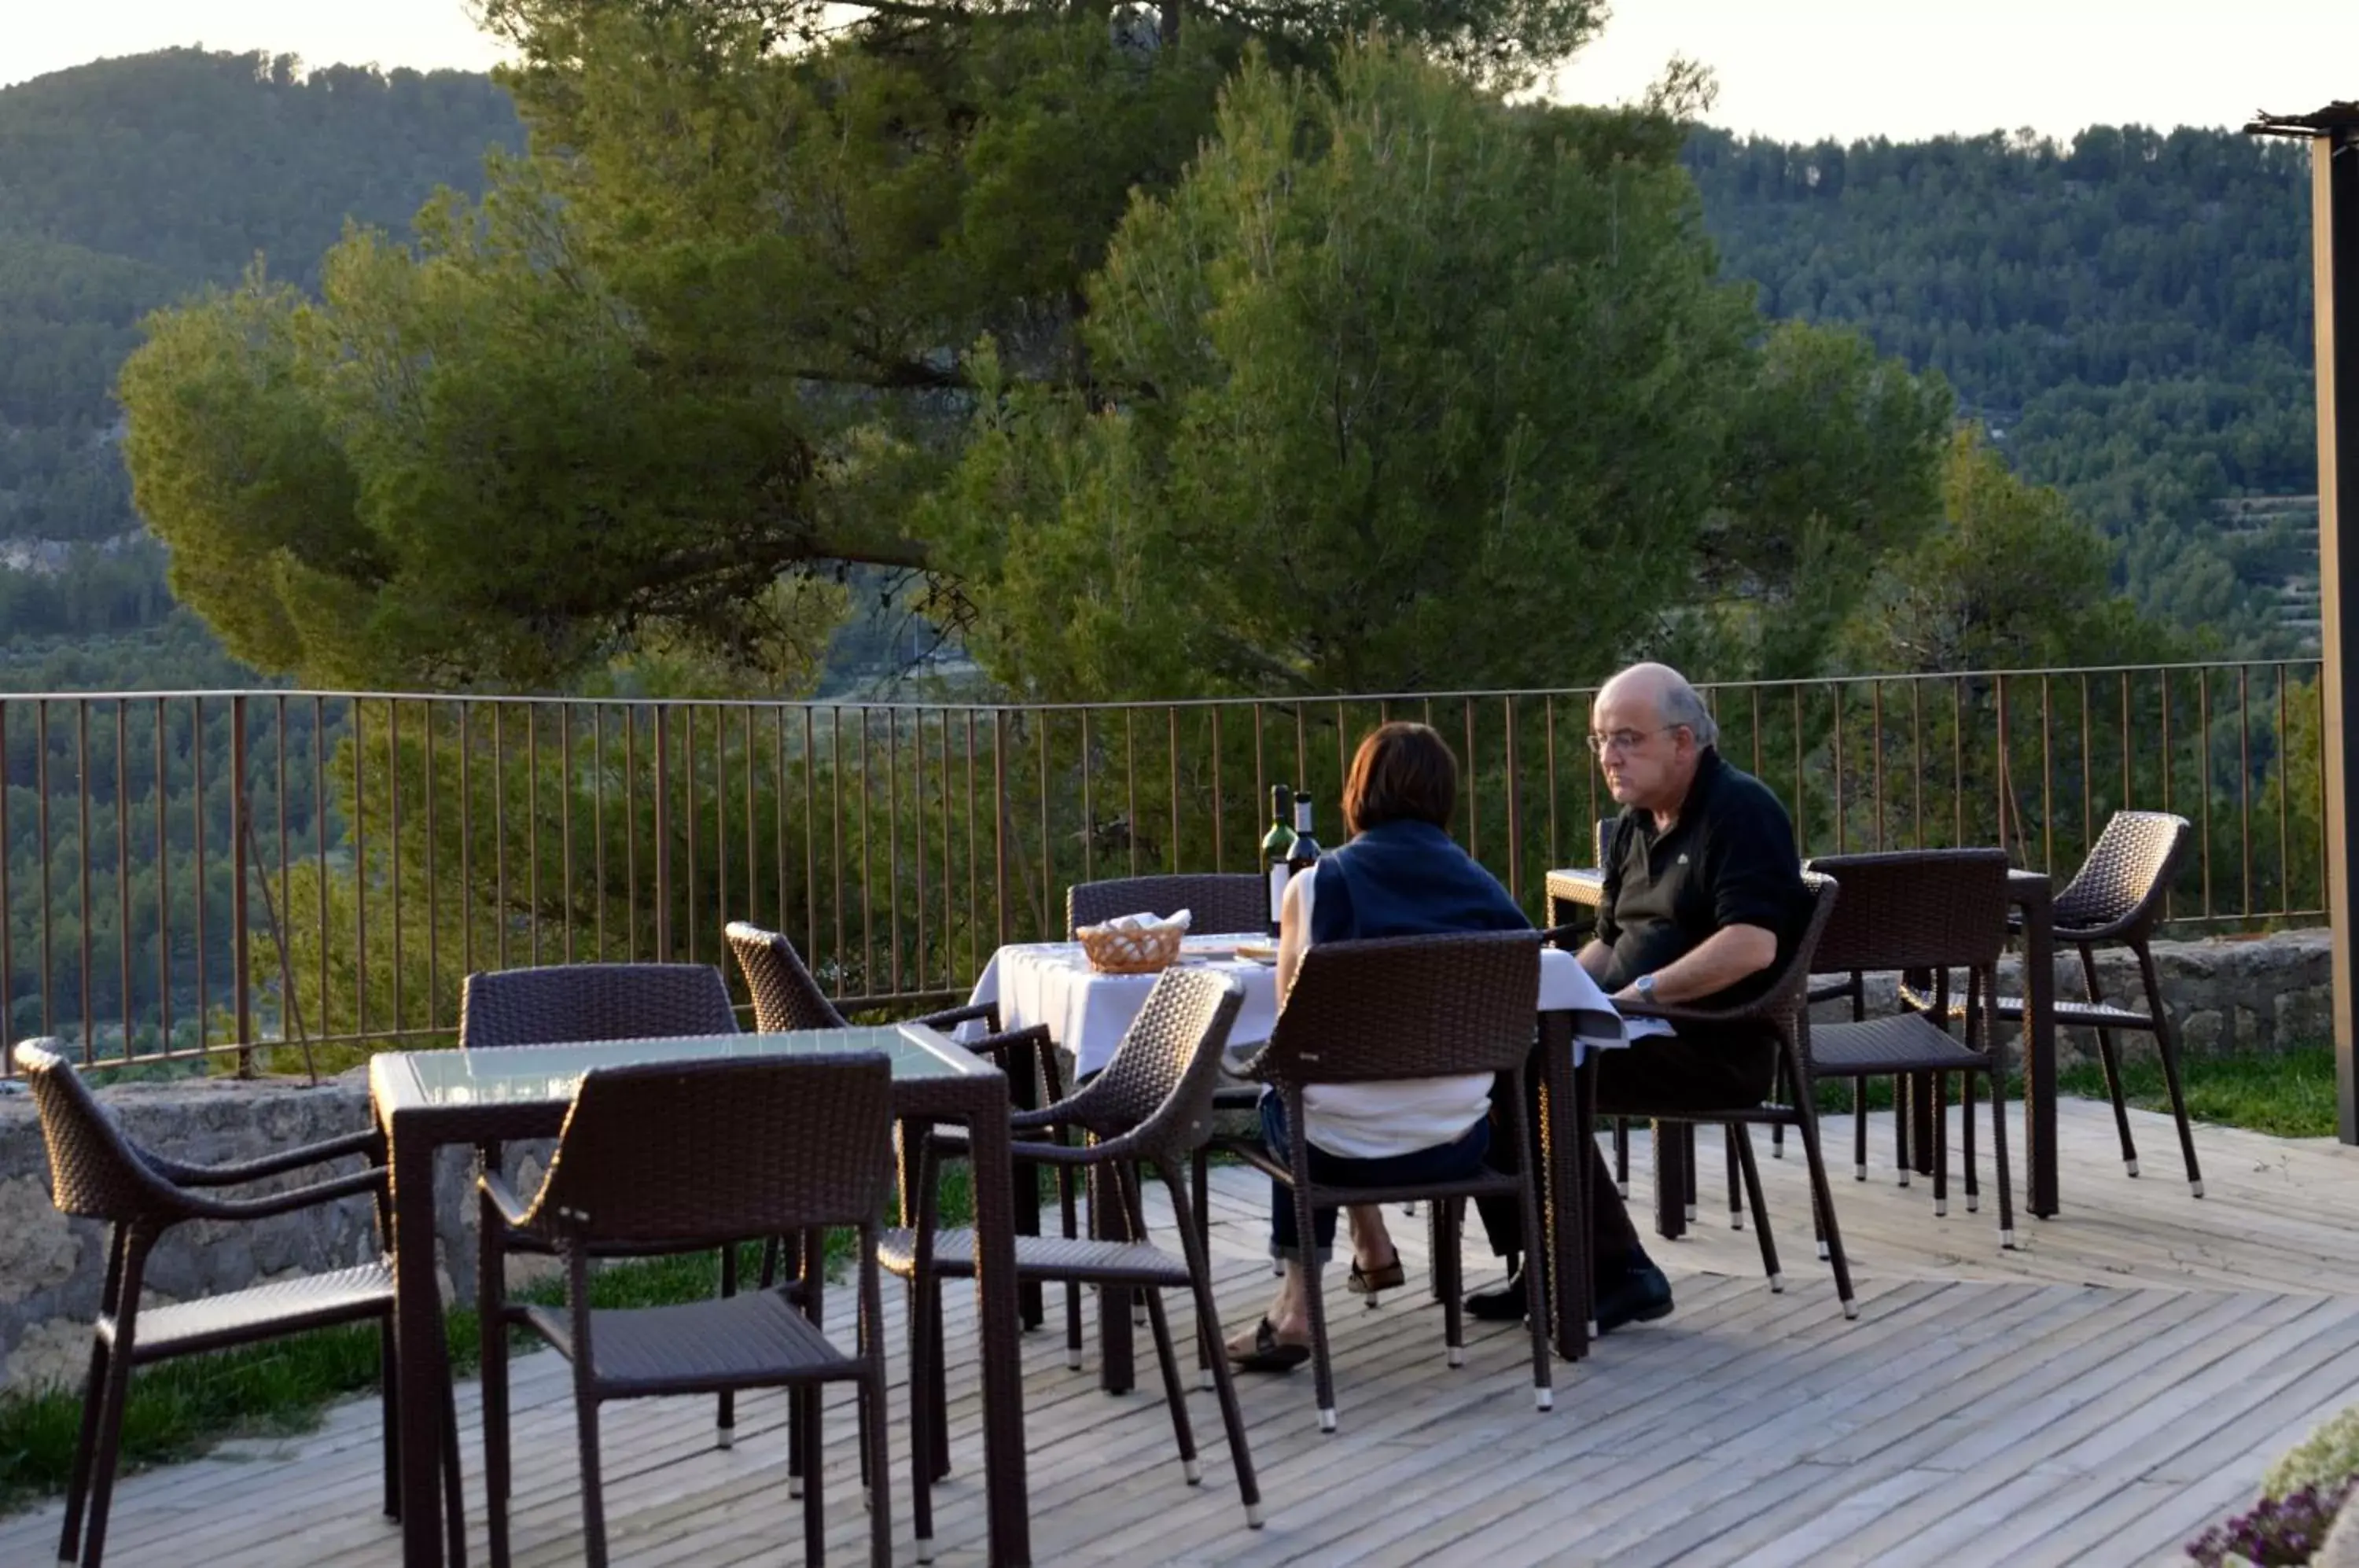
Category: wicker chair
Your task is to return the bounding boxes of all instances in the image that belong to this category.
[879,967,1261,1562]
[1978,811,2203,1195]
[1806,851,2018,1246]
[1067,873,1270,938]
[1610,875,1856,1313]
[13,1039,462,1568]
[1231,929,1555,1433]
[458,960,766,1558]
[481,1054,897,1568]
[724,918,1074,1340]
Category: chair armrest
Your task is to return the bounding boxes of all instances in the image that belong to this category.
[187,1164,388,1223]
[1538,922,1588,950]
[478,1170,536,1233]
[912,999,999,1032]
[1621,996,1775,1031]
[959,1023,1051,1066]
[142,1127,383,1188]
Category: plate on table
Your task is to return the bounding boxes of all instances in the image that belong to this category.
[1231,942,1279,965]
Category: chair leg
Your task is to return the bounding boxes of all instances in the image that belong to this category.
[57,1332,109,1563]
[2075,944,2142,1176]
[1191,1150,1213,1381]
[802,1374,826,1568]
[1140,1287,1203,1485]
[1732,1125,1783,1291]
[1963,1062,1982,1213]
[481,1224,513,1568]
[1791,1097,1858,1319]
[1893,1074,1912,1187]
[1725,1126,1744,1230]
[2140,945,2206,1197]
[906,1272,935,1561]
[1682,1124,1698,1224]
[1933,1073,1949,1219]
[863,1313,893,1567]
[79,1238,150,1568]
[1292,1164,1338,1434]
[439,1360,466,1568]
[716,1242,739,1445]
[380,1317,401,1522]
[1511,1097,1555,1414]
[1613,1117,1630,1198]
[1990,1052,2020,1247]
[1439,1198,1466,1367]
[1163,1163,1262,1529]
[1853,1079,1868,1181]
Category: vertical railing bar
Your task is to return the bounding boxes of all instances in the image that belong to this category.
[1334,701,1349,830]
[121,702,135,1057]
[160,698,175,1051]
[0,705,11,1066]
[962,710,978,979]
[389,701,403,1034]
[2161,670,2173,922]
[890,708,905,995]
[743,708,757,969]
[2120,670,2133,812]
[561,706,575,966]
[859,706,874,985]
[1503,696,1522,904]
[2198,668,2214,917]
[1209,706,1225,874]
[712,705,728,968]
[913,708,928,992]
[2080,673,2094,862]
[1080,709,1095,887]
[2040,675,2054,876]
[1037,709,1051,938]
[1126,708,1139,879]
[938,711,955,981]
[351,700,365,1043]
[1172,706,1185,877]
[772,707,789,939]
[654,703,673,964]
[425,701,440,1025]
[1464,699,1479,859]
[1951,678,1964,848]
[313,698,327,1045]
[2239,665,2254,918]
[1993,675,2009,855]
[1871,681,1885,851]
[992,709,1011,951]
[1910,679,1923,848]
[1830,680,1845,855]
[192,697,207,1055]
[1296,704,1310,817]
[1544,695,1559,869]
[37,698,53,1037]
[684,705,701,967]
[77,701,94,1059]
[804,707,821,964]
[1585,686,1599,840]
[491,704,506,970]
[623,705,638,963]
[2320,673,2332,916]
[831,707,846,986]
[1790,686,1804,856]
[527,705,541,968]
[2279,664,2294,915]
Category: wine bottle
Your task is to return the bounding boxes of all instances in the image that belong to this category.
[1260,785,1296,937]
[1286,790,1322,892]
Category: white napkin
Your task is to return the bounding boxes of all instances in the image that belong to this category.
[1091,908,1192,935]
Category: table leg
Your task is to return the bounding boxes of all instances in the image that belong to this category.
[1534,1014,1589,1361]
[2022,895,2059,1218]
[389,1118,447,1568]
[1007,1034,1046,1331]
[1653,1119,1688,1239]
[1091,1156,1135,1394]
[963,1094,1034,1566]
[1908,1071,1937,1178]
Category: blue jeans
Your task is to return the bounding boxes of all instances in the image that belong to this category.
[1262,1092,1491,1263]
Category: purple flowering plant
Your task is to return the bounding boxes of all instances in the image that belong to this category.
[2187,1479,2356,1566]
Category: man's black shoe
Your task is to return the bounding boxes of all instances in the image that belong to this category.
[1465,1269,1527,1323]
[1595,1261,1674,1334]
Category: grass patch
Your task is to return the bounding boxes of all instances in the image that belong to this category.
[0,1171,966,1515]
[2056,1045,2339,1139]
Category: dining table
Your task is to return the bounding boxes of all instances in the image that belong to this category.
[961,933,1640,1368]
[1544,861,2064,1232]
[370,1021,1036,1567]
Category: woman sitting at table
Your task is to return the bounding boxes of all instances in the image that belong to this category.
[1227,720,1531,1372]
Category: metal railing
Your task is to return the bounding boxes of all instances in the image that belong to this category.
[0,660,2327,1072]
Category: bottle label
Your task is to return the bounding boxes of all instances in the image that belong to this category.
[1294,799,1312,833]
[1269,863,1290,924]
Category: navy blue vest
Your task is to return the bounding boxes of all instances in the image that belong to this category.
[1308,819,1531,943]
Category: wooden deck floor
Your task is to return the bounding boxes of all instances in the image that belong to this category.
[12,1096,2359,1566]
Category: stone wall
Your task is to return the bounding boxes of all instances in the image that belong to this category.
[0,927,2339,1391]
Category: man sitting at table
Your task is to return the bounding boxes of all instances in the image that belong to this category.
[1469,661,1812,1332]
[1225,720,1531,1372]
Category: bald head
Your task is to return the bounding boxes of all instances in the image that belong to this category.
[1598,663,1718,749]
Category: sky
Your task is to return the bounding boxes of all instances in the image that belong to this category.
[4,0,2357,144]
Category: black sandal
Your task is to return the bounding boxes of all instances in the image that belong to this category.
[1346,1255,1406,1295]
[1229,1317,1311,1373]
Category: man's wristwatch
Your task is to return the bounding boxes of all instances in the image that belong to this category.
[1633,973,1658,1002]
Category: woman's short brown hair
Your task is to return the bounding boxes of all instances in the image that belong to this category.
[1342,722,1459,836]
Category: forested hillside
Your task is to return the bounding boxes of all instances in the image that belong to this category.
[0,48,519,632]
[1686,127,2317,646]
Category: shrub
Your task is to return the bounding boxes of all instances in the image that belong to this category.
[2187,1481,2355,1566]
[2266,1406,2359,1502]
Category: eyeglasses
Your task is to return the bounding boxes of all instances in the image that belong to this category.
[1585,727,1673,756]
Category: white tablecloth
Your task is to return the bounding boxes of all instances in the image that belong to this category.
[963,936,1640,1080]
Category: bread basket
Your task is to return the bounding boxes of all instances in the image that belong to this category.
[1076,911,1190,974]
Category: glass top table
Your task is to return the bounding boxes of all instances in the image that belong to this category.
[378,1023,982,1110]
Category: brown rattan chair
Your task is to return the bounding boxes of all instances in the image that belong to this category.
[13,1039,462,1568]
[1806,851,2018,1247]
[1981,811,2203,1195]
[1612,874,1857,1314]
[481,1053,896,1568]
[724,918,1076,1341]
[1066,873,1271,939]
[880,967,1262,1562]
[1231,929,1553,1434]
[459,960,775,1557]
